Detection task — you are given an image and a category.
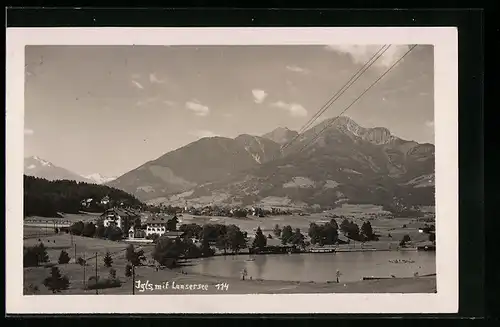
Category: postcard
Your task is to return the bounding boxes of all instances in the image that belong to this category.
[6,26,458,314]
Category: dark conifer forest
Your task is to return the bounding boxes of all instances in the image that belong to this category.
[23,175,143,218]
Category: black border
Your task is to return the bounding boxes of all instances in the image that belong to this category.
[5,7,485,321]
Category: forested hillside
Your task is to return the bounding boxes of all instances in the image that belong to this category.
[24,175,143,218]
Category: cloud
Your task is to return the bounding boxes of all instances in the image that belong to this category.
[163,100,176,106]
[132,80,144,89]
[190,130,220,139]
[149,73,165,84]
[271,101,308,118]
[185,100,210,117]
[252,89,268,104]
[24,128,34,136]
[324,45,411,68]
[425,120,434,128]
[286,65,310,74]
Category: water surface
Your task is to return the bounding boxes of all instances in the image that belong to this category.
[182,251,436,283]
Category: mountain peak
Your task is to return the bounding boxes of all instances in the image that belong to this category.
[84,173,117,185]
[316,116,396,145]
[262,126,299,145]
[26,155,53,167]
[24,156,91,183]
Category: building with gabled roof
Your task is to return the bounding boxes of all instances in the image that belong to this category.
[101,207,140,230]
[145,214,180,237]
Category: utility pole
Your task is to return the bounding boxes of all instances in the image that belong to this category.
[83,252,86,289]
[132,264,135,295]
[74,243,76,261]
[95,252,98,295]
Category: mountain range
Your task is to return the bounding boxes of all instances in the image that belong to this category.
[24,156,116,185]
[106,116,435,209]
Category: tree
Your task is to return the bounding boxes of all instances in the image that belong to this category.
[361,221,375,241]
[183,239,203,258]
[216,234,229,254]
[273,224,282,237]
[77,257,86,266]
[166,216,179,231]
[308,223,321,244]
[126,244,145,266]
[281,225,293,244]
[329,219,339,230]
[24,244,48,267]
[179,223,203,239]
[134,217,142,229]
[109,268,117,280]
[70,221,85,236]
[400,234,411,247]
[226,225,247,254]
[346,221,361,241]
[58,250,70,264]
[43,266,70,293]
[95,221,106,238]
[252,227,267,250]
[340,218,351,235]
[290,228,305,248]
[320,222,339,245]
[82,222,96,237]
[103,251,113,267]
[153,237,185,267]
[105,226,123,241]
[200,238,215,257]
[23,247,39,267]
[36,242,49,264]
[125,264,132,277]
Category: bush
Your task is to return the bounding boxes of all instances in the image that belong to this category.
[399,234,411,247]
[70,221,85,236]
[82,222,96,237]
[86,277,121,290]
[126,244,146,266]
[23,283,40,295]
[77,257,87,266]
[109,268,117,280]
[58,250,71,264]
[43,266,70,293]
[23,243,49,267]
[105,226,123,241]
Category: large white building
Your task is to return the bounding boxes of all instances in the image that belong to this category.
[101,207,140,230]
[145,215,181,237]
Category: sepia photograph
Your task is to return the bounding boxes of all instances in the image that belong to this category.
[6,27,458,314]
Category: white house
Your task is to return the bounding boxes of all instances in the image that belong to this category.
[101,207,139,230]
[145,215,181,237]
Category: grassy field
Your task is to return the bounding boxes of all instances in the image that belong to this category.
[23,232,158,294]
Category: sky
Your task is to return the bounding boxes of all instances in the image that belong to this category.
[24,44,434,177]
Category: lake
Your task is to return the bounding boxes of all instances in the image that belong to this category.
[181,251,436,283]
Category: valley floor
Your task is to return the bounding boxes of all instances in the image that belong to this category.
[23,233,436,295]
